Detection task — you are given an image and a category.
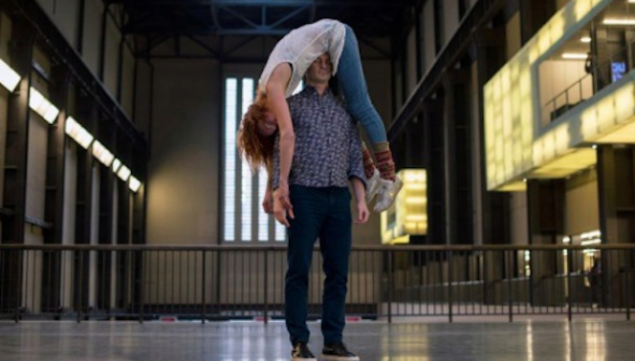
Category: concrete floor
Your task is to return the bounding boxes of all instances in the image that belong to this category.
[1,319,634,360]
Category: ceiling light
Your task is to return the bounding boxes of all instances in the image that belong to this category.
[129,176,141,192]
[65,117,94,149]
[562,53,588,59]
[603,18,635,25]
[112,158,122,172]
[405,215,427,222]
[92,140,114,167]
[0,59,20,92]
[117,165,131,182]
[29,87,59,123]
[580,36,591,43]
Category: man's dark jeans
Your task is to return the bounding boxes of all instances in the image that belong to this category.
[285,185,352,346]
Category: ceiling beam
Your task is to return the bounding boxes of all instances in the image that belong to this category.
[110,0,408,6]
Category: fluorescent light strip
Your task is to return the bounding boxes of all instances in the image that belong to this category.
[92,140,114,167]
[29,87,59,123]
[129,176,141,192]
[580,230,601,240]
[65,117,94,149]
[405,197,426,205]
[117,165,131,182]
[562,53,588,59]
[405,215,427,222]
[581,239,601,246]
[112,158,122,172]
[580,36,591,43]
[0,59,20,92]
[603,18,635,25]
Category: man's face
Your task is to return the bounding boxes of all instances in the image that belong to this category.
[305,53,332,85]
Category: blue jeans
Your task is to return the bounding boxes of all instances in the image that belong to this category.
[337,24,388,145]
[285,185,352,346]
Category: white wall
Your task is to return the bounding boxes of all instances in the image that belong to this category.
[61,142,77,309]
[146,59,221,245]
[103,16,120,98]
[443,0,460,45]
[82,0,103,76]
[566,178,599,235]
[121,44,135,117]
[23,104,48,313]
[471,61,483,245]
[539,60,592,123]
[88,165,100,308]
[510,193,529,244]
[22,227,43,312]
[62,143,78,246]
[36,0,80,46]
[0,13,10,211]
[506,11,529,246]
[25,112,48,223]
[25,47,51,245]
[34,0,135,119]
[56,0,81,47]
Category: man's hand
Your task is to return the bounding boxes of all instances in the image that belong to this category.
[354,200,369,224]
[273,182,294,227]
[262,187,274,214]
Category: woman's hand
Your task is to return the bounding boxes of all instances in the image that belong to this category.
[262,187,274,214]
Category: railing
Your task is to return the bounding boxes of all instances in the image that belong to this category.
[0,244,633,323]
[541,36,635,125]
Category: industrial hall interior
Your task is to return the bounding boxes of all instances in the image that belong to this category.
[1,0,635,360]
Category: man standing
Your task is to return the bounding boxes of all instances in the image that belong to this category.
[272,52,368,361]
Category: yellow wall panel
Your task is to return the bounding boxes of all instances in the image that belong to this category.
[484,0,624,191]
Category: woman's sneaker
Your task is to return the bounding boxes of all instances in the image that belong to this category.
[365,169,382,204]
[373,176,403,212]
[322,343,360,360]
[291,342,317,361]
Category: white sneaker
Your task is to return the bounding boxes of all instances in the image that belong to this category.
[373,177,403,212]
[365,169,382,204]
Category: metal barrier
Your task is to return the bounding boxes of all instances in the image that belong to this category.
[0,244,633,323]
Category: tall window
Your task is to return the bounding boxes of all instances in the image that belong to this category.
[223,76,298,243]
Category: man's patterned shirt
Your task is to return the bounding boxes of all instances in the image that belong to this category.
[272,86,366,189]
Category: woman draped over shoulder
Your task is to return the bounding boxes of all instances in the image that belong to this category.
[237,19,402,218]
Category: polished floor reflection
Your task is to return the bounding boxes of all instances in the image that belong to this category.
[0,319,634,360]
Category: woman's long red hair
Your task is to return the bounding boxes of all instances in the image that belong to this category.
[237,93,275,174]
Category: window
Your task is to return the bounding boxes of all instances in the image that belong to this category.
[223,78,237,241]
[223,76,297,243]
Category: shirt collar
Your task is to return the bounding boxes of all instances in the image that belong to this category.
[302,84,332,97]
